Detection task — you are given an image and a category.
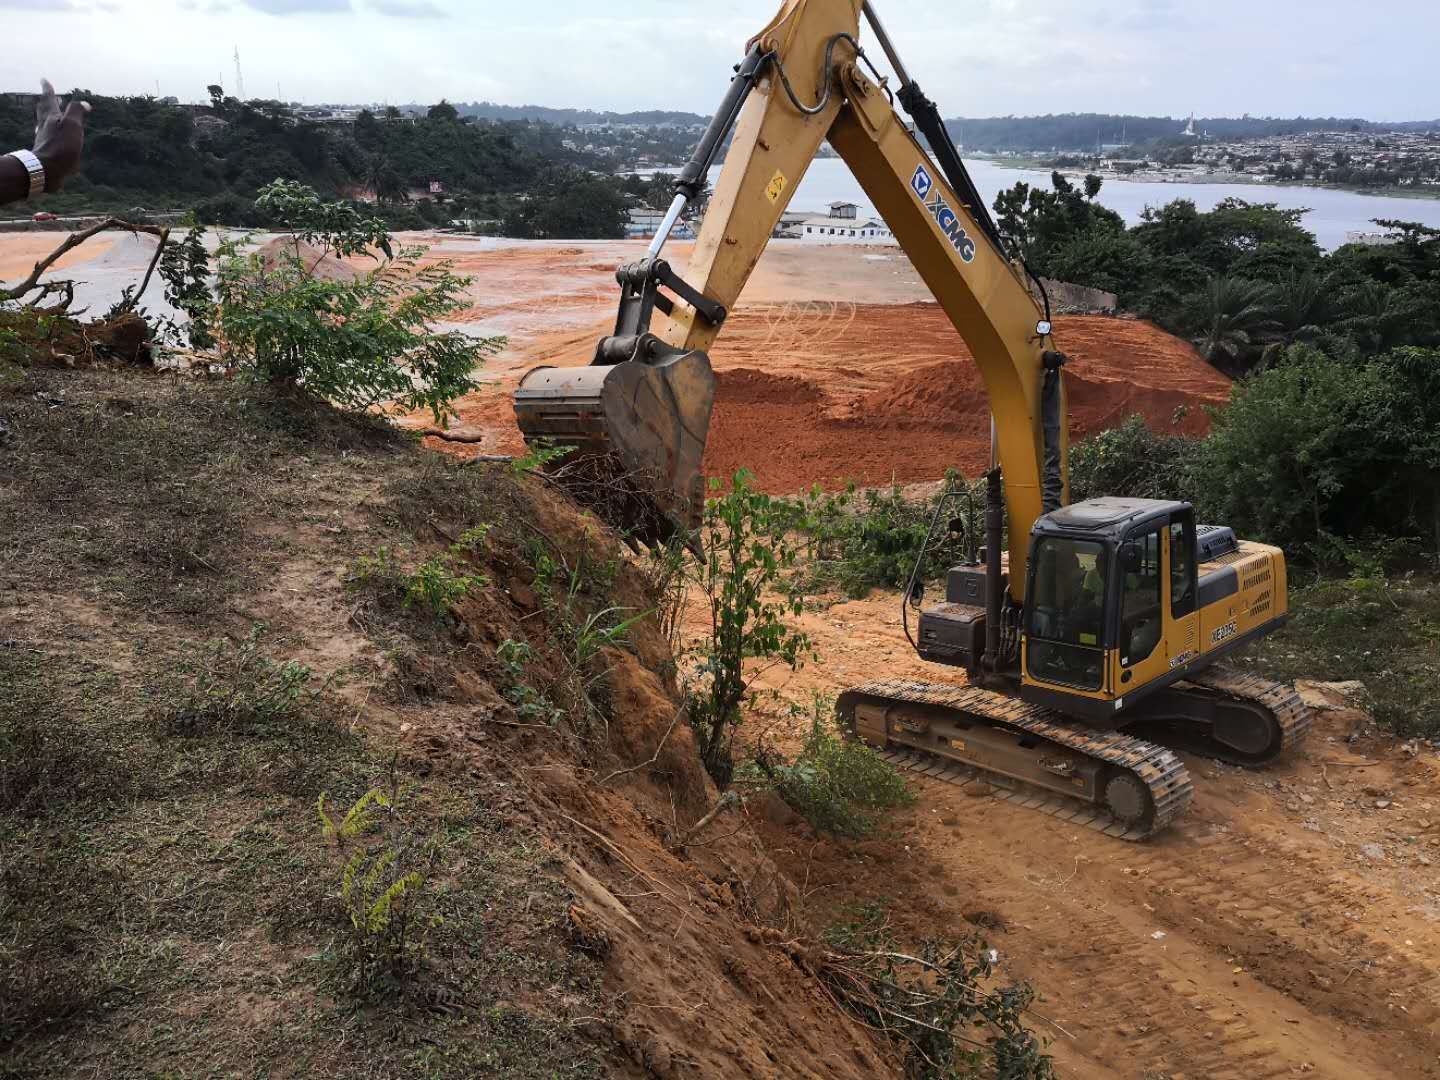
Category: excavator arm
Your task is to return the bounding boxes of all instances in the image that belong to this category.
[515,0,1067,602]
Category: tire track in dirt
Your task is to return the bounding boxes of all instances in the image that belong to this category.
[889,769,1440,1079]
[1126,825,1440,1036]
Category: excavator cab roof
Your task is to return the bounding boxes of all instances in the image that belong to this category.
[1035,497,1190,541]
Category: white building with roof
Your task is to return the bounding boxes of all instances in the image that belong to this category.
[777,201,894,243]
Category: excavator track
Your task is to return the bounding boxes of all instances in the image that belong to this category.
[839,679,1194,841]
[1134,666,1315,766]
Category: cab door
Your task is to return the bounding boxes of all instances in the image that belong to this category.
[1165,510,1201,671]
[1111,522,1168,696]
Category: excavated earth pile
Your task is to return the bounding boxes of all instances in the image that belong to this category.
[443,303,1230,492]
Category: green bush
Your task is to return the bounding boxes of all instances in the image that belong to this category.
[688,470,812,786]
[209,181,503,422]
[1193,345,1440,558]
[821,904,1055,1080]
[798,473,980,599]
[1067,415,1195,505]
[750,696,913,838]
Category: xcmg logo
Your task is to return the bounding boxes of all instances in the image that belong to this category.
[910,164,977,264]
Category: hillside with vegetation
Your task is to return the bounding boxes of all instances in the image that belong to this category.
[0,90,632,237]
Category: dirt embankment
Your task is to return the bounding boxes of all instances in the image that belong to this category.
[444,303,1230,491]
[700,304,1228,491]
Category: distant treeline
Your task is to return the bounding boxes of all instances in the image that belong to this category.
[0,90,629,236]
[446,102,707,128]
[945,113,1440,152]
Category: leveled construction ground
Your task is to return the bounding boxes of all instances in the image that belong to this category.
[385,237,1231,487]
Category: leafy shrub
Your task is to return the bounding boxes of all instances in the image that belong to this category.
[496,638,564,726]
[1067,415,1195,505]
[318,773,440,994]
[798,473,980,599]
[1193,345,1440,557]
[151,624,321,738]
[207,181,503,422]
[821,904,1055,1079]
[750,696,913,838]
[687,471,813,785]
[349,529,489,621]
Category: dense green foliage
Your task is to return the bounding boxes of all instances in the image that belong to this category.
[0,90,631,237]
[797,475,982,599]
[999,173,1440,375]
[749,696,914,838]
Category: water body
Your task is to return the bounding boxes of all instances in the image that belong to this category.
[768,157,1440,251]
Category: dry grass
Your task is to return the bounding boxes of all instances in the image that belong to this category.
[0,341,611,1078]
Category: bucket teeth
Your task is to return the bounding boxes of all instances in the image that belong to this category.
[514,350,716,546]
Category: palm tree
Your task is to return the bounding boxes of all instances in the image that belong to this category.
[1272,270,1336,345]
[1188,276,1278,374]
[1338,280,1417,351]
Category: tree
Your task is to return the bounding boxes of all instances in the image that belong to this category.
[501,168,627,239]
[366,154,406,205]
[1271,270,1337,345]
[427,100,458,122]
[1184,276,1278,373]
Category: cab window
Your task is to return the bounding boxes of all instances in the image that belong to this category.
[1170,516,1196,619]
[1120,527,1162,666]
[1026,536,1107,691]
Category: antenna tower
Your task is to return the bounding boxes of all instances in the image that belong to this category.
[233,46,246,101]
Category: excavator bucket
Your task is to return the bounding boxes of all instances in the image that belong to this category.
[513,349,716,548]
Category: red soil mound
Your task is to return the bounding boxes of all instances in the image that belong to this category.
[430,305,1231,496]
[701,308,1230,491]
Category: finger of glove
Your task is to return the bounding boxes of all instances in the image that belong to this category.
[35,79,60,129]
[63,100,92,128]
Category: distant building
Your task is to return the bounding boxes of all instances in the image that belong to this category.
[1182,113,1200,138]
[625,207,694,240]
[778,201,893,243]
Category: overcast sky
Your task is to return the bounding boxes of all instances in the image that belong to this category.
[1,0,1435,121]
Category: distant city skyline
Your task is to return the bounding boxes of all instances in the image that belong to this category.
[1,0,1435,122]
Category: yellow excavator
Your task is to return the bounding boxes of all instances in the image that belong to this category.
[514,0,1311,838]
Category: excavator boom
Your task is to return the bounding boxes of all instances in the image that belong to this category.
[514,0,1063,575]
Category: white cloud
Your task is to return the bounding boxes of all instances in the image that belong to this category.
[0,0,1432,120]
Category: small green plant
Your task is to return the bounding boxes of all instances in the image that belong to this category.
[404,552,486,617]
[152,623,321,737]
[318,764,439,992]
[747,695,913,838]
[511,440,575,475]
[496,638,563,726]
[349,530,490,621]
